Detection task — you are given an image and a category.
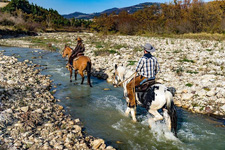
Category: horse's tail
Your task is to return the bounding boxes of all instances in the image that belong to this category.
[166,91,177,137]
[86,61,92,87]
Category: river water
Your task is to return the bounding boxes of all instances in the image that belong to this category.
[1,46,225,150]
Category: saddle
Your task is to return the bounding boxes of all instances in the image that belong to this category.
[135,79,156,92]
[135,80,159,110]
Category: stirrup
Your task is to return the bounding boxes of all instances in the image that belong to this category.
[66,63,72,68]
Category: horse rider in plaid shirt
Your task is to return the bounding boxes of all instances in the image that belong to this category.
[126,43,160,107]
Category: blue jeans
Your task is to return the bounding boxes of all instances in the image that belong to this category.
[140,77,155,85]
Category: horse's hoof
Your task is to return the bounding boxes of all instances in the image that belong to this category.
[132,120,137,123]
[70,80,72,82]
[125,113,129,117]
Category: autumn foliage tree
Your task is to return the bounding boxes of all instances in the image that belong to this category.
[91,0,225,34]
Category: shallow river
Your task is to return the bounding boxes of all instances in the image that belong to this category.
[1,46,225,150]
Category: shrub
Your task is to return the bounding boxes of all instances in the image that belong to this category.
[185,83,193,87]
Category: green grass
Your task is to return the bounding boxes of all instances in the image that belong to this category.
[186,70,198,74]
[173,49,182,53]
[206,49,212,52]
[174,66,184,75]
[22,37,60,51]
[185,83,193,87]
[179,57,195,63]
[133,47,142,52]
[127,60,137,66]
[113,44,127,49]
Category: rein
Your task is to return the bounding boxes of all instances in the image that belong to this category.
[117,71,136,86]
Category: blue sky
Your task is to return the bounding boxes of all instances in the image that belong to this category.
[28,0,212,15]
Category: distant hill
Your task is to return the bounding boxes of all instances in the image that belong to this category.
[63,2,160,19]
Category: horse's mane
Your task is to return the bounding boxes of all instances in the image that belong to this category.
[67,45,72,49]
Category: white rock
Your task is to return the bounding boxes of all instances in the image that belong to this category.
[220,105,225,112]
[35,109,43,113]
[92,139,104,149]
[196,90,206,98]
[181,93,194,100]
[7,80,14,85]
[206,90,215,97]
[20,106,29,112]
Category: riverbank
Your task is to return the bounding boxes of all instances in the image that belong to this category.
[0,52,115,149]
[0,32,224,118]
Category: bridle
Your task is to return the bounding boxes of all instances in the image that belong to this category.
[62,46,72,56]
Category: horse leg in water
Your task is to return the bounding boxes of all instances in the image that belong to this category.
[163,108,171,131]
[86,61,92,87]
[125,107,137,122]
[69,67,73,82]
[125,94,137,122]
[148,109,163,128]
[74,70,78,80]
[78,70,85,84]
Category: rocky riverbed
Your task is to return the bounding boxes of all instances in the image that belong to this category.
[0,32,225,117]
[0,52,115,149]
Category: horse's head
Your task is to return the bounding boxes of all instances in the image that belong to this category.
[113,64,125,87]
[62,45,72,58]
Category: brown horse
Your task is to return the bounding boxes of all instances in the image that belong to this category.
[62,45,92,87]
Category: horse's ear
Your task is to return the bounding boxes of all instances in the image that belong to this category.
[65,44,67,48]
[115,64,117,70]
[121,64,123,66]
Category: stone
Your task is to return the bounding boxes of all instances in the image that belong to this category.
[73,125,82,132]
[5,109,13,114]
[7,80,14,85]
[174,100,182,107]
[58,105,64,110]
[196,90,206,98]
[14,141,22,147]
[92,139,104,149]
[35,109,43,113]
[182,105,189,109]
[206,89,215,97]
[103,88,111,91]
[220,105,225,112]
[106,146,115,150]
[181,93,193,100]
[21,106,29,112]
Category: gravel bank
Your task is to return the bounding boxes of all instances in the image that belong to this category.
[0,52,115,150]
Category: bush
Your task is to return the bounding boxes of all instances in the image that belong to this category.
[0,18,15,26]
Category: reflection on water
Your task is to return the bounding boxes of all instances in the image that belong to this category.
[1,46,225,150]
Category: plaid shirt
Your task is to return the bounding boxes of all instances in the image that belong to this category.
[135,53,160,79]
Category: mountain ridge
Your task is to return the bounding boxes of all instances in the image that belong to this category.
[62,2,160,19]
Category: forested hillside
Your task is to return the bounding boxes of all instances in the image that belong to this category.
[0,0,92,35]
[91,0,225,35]
[0,0,225,38]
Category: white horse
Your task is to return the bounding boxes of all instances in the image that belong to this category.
[113,64,177,136]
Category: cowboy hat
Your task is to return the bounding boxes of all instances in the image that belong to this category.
[76,37,83,41]
[142,43,155,53]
